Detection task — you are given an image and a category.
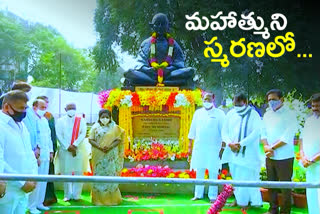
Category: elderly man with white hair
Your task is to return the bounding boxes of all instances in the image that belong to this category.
[188,92,226,202]
[55,103,87,202]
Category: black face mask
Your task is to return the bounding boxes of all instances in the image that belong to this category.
[8,104,27,122]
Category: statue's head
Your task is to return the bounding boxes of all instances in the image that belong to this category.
[150,13,169,35]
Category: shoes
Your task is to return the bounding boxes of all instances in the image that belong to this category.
[37,204,50,210]
[63,197,71,202]
[29,208,41,214]
[251,204,263,208]
[191,197,202,201]
[209,199,216,203]
[43,198,57,206]
[73,198,83,202]
[226,201,237,207]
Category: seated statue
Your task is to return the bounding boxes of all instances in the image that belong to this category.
[122,13,195,90]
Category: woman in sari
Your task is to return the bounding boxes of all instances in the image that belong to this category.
[88,109,125,205]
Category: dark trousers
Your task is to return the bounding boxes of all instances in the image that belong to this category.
[44,161,57,205]
[266,157,294,214]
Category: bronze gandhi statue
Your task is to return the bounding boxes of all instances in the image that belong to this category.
[122,13,195,90]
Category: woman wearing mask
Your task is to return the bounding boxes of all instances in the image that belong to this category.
[89,109,125,205]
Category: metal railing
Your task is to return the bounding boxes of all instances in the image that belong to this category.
[0,174,319,189]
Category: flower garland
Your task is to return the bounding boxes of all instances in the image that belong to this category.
[207,185,234,214]
[98,89,203,108]
[149,32,175,86]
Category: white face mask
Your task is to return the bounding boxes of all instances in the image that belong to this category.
[203,102,213,109]
[67,109,76,117]
[100,118,110,125]
[37,109,46,117]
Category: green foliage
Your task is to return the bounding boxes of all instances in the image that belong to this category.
[292,166,306,194]
[0,11,100,92]
[259,166,267,181]
[284,89,312,134]
[93,0,317,98]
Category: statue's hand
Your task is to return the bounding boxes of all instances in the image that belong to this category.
[164,66,176,77]
[140,66,156,73]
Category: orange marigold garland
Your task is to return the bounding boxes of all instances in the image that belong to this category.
[149,32,175,86]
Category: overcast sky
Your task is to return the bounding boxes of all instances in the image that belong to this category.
[1,0,98,48]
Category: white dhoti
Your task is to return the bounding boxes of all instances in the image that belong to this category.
[194,168,218,200]
[0,185,28,214]
[306,163,320,214]
[28,160,49,209]
[64,181,83,200]
[230,163,262,207]
[55,146,87,199]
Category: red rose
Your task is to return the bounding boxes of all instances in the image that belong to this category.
[168,38,174,45]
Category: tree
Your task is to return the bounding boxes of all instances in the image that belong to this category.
[0,10,99,92]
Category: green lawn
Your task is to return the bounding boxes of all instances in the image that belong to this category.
[42,191,308,214]
[41,144,307,213]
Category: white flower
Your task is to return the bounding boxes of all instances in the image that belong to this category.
[120,95,133,107]
[128,156,135,162]
[174,93,190,107]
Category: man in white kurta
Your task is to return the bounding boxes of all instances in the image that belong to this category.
[262,89,298,214]
[300,93,320,214]
[0,90,38,214]
[55,103,87,201]
[188,93,225,202]
[221,93,262,208]
[28,99,53,213]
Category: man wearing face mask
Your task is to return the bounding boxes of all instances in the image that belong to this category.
[55,103,87,202]
[0,90,38,213]
[221,93,263,209]
[28,99,53,213]
[261,89,298,214]
[188,92,225,202]
[299,93,320,214]
[11,82,41,163]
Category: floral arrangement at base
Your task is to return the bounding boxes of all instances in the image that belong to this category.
[98,88,203,108]
[124,139,188,161]
[207,185,234,214]
[121,165,233,180]
[218,169,232,180]
[121,165,196,178]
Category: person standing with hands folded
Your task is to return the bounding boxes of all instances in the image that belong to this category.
[299,93,320,214]
[261,89,298,214]
[0,90,38,213]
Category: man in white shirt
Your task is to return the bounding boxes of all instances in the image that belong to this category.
[221,93,263,209]
[262,89,298,214]
[188,92,225,202]
[0,90,38,214]
[55,103,87,201]
[11,82,41,161]
[28,99,53,213]
[300,93,320,214]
